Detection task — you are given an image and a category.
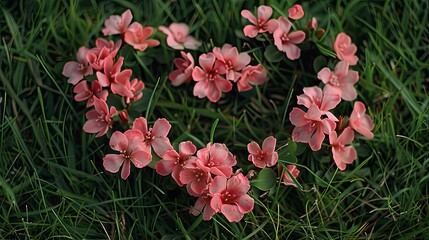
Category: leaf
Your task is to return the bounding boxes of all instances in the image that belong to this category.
[264,45,284,63]
[251,168,277,191]
[313,55,327,73]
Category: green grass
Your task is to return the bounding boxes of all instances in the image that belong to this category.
[1,0,428,239]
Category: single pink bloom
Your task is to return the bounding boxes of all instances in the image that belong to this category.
[209,173,254,222]
[281,165,300,187]
[124,78,145,104]
[168,51,195,86]
[132,117,173,157]
[119,109,129,125]
[273,16,306,60]
[329,127,357,171]
[124,22,160,51]
[83,98,117,137]
[212,44,251,82]
[158,23,201,50]
[180,161,212,196]
[103,130,152,180]
[96,56,132,87]
[237,64,267,92]
[289,105,336,151]
[110,76,135,99]
[190,188,216,221]
[195,143,237,178]
[73,80,108,107]
[86,47,111,72]
[95,38,122,58]
[349,101,374,139]
[62,46,93,85]
[297,86,341,121]
[241,5,278,38]
[288,4,304,20]
[155,141,197,186]
[334,32,359,66]
[192,53,232,102]
[307,17,317,30]
[317,61,359,101]
[102,9,133,36]
[247,136,278,168]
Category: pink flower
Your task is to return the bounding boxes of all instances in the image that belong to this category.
[317,61,359,101]
[73,80,108,107]
[307,17,317,30]
[103,130,152,180]
[96,56,132,87]
[273,16,306,60]
[288,4,304,20]
[241,5,278,38]
[83,98,117,137]
[192,53,232,102]
[247,136,278,168]
[195,143,237,178]
[62,46,93,85]
[102,9,133,36]
[296,86,341,121]
[158,23,201,50]
[190,188,216,220]
[132,117,173,157]
[124,22,160,51]
[86,47,111,72]
[124,78,145,104]
[119,109,129,125]
[289,105,336,151]
[329,127,357,171]
[237,64,267,92]
[168,51,195,86]
[155,141,197,186]
[180,161,212,196]
[209,174,254,222]
[349,101,374,139]
[281,165,300,187]
[334,32,359,66]
[212,44,251,82]
[95,38,122,58]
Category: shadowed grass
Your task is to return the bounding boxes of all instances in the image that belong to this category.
[1,0,428,239]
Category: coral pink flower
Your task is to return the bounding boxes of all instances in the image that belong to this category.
[62,46,93,85]
[334,32,359,66]
[209,173,254,222]
[192,53,232,102]
[95,38,122,58]
[73,80,108,107]
[102,9,133,36]
[307,17,317,30]
[124,22,160,51]
[103,130,152,180]
[273,16,306,60]
[83,98,117,137]
[190,188,216,220]
[289,105,336,151]
[317,61,359,101]
[195,143,237,178]
[96,56,132,87]
[155,141,197,186]
[168,51,195,86]
[132,117,173,157]
[237,64,268,92]
[158,23,201,50]
[241,5,278,38]
[349,101,374,139]
[124,78,145,104]
[86,47,111,72]
[329,127,357,171]
[281,165,300,187]
[288,4,304,20]
[297,86,341,121]
[180,161,212,196]
[247,136,278,168]
[212,44,251,82]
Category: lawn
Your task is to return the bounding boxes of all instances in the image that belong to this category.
[1,0,428,239]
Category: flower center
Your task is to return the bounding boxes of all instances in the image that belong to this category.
[144,130,155,143]
[193,170,205,181]
[330,74,340,86]
[281,34,289,42]
[205,70,218,81]
[120,150,131,159]
[221,191,236,203]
